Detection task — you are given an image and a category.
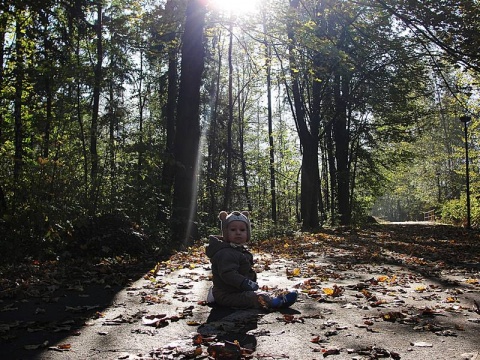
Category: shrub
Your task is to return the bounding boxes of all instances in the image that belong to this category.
[441,196,480,227]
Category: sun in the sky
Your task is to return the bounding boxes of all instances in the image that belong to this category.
[207,0,262,15]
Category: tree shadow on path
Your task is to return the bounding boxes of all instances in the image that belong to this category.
[196,303,303,359]
[0,259,156,360]
[197,305,259,353]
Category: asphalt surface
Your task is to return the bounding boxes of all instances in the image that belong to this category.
[1,224,479,360]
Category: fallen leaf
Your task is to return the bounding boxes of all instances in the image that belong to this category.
[186,320,201,326]
[322,347,340,356]
[467,318,480,323]
[25,341,49,350]
[323,287,334,296]
[48,343,71,352]
[460,352,479,360]
[193,334,203,345]
[382,311,406,322]
[435,330,457,337]
[194,346,203,356]
[411,341,433,347]
[207,341,241,359]
[142,314,167,326]
[322,285,343,297]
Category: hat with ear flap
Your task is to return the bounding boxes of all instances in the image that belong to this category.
[219,210,251,241]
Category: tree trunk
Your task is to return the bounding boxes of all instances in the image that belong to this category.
[238,77,253,214]
[43,42,52,160]
[137,49,146,222]
[159,0,179,222]
[108,79,116,208]
[171,0,206,247]
[90,2,103,215]
[320,139,329,223]
[42,25,54,203]
[223,20,234,210]
[0,13,5,216]
[13,9,25,214]
[206,32,222,223]
[159,44,177,218]
[300,144,320,230]
[325,119,336,225]
[287,0,320,231]
[333,73,350,225]
[74,28,89,200]
[0,12,5,143]
[264,16,277,223]
[311,53,325,223]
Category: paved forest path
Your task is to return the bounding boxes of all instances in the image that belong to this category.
[1,223,479,359]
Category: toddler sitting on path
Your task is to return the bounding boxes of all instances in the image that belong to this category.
[205,210,298,310]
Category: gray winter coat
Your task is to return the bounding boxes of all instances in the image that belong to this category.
[205,235,262,308]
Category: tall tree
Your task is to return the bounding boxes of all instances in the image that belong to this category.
[159,0,182,221]
[375,0,480,73]
[90,1,103,215]
[171,0,206,247]
[333,31,351,225]
[205,26,224,223]
[223,19,234,210]
[263,11,277,223]
[12,4,26,214]
[286,0,320,231]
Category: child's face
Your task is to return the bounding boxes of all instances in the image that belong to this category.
[226,220,248,244]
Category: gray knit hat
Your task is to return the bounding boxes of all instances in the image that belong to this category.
[219,210,251,241]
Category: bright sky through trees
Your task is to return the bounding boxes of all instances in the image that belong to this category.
[207,0,262,15]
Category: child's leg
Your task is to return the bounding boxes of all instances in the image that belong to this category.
[211,288,298,310]
[267,291,298,309]
[212,288,263,309]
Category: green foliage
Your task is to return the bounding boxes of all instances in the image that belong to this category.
[250,217,299,243]
[441,196,480,227]
[2,0,480,263]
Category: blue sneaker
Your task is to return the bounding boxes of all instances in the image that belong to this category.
[269,291,298,309]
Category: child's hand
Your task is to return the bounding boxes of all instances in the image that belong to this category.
[240,278,259,291]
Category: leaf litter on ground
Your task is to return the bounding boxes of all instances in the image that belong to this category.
[1,223,479,359]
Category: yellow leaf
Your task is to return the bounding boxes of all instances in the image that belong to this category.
[186,320,201,326]
[292,268,301,276]
[415,286,426,292]
[323,287,334,296]
[465,278,478,284]
[377,275,389,282]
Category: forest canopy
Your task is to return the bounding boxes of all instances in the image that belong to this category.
[0,0,479,259]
